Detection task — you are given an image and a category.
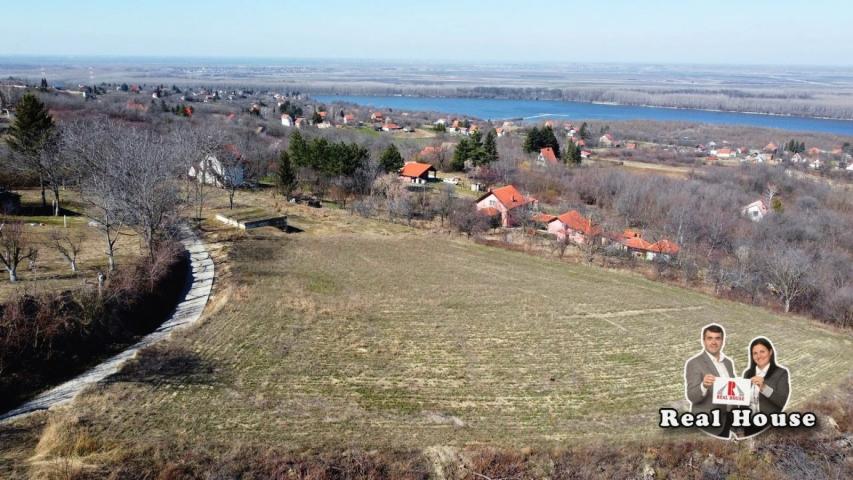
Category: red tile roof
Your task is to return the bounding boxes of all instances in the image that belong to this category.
[533,213,557,224]
[650,239,680,255]
[400,162,435,178]
[623,236,653,251]
[539,147,558,164]
[556,210,601,236]
[479,185,535,210]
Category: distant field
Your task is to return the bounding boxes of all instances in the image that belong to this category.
[52,200,851,450]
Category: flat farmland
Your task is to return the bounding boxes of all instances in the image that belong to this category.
[59,215,851,449]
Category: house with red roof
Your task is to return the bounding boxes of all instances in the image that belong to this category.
[547,210,602,244]
[537,147,559,166]
[370,111,384,121]
[399,162,437,184]
[475,185,537,228]
[612,229,679,260]
[343,113,355,125]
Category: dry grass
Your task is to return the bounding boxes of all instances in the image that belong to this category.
[48,190,852,451]
[0,189,142,303]
[2,187,850,477]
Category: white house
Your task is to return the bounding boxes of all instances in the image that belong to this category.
[188,145,245,188]
[741,200,768,222]
[281,114,294,127]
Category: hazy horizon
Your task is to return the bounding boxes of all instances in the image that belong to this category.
[3,1,852,66]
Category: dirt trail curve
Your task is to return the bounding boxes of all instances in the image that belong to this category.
[0,225,214,423]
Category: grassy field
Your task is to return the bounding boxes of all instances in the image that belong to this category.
[16,193,848,455]
[0,189,142,303]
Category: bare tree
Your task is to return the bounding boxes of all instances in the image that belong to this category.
[49,228,84,274]
[0,219,38,282]
[63,119,128,271]
[761,246,814,313]
[172,122,220,219]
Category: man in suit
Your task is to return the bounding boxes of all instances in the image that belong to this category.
[684,324,735,438]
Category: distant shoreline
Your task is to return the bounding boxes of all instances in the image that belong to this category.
[314,94,853,135]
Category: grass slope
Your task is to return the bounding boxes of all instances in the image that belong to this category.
[57,209,851,451]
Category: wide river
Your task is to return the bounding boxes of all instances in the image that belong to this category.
[315,95,853,136]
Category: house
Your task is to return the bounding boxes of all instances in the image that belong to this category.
[790,153,804,163]
[626,142,637,150]
[764,142,778,153]
[647,239,680,261]
[599,133,615,147]
[188,144,244,188]
[547,210,601,244]
[294,117,305,129]
[343,114,355,125]
[807,147,823,157]
[316,121,332,129]
[281,114,294,127]
[741,200,768,222]
[714,148,735,159]
[475,185,537,228]
[370,112,384,121]
[533,213,558,228]
[537,147,558,166]
[495,127,506,137]
[399,162,437,184]
[622,236,654,259]
[382,123,402,132]
[580,150,593,159]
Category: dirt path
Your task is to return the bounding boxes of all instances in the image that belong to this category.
[0,225,214,423]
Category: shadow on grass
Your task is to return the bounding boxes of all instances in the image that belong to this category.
[109,345,221,387]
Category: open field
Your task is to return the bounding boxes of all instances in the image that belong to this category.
[3,190,845,457]
[0,189,142,303]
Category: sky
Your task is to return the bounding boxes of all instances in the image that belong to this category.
[2,0,852,65]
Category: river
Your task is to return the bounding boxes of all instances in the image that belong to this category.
[314,95,853,136]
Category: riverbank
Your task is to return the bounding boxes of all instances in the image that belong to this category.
[314,94,853,136]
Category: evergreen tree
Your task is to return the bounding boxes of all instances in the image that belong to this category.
[379,144,405,173]
[799,141,806,153]
[277,150,296,196]
[311,110,323,124]
[6,93,54,158]
[578,122,590,140]
[39,78,49,91]
[5,93,56,207]
[288,130,308,168]
[564,140,582,165]
[523,126,540,153]
[451,138,471,171]
[523,126,560,158]
[482,129,499,165]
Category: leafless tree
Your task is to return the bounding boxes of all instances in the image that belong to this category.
[434,183,456,226]
[49,228,85,274]
[172,122,220,219]
[63,120,129,271]
[0,219,38,282]
[761,246,814,313]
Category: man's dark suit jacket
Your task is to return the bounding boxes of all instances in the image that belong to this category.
[684,351,735,437]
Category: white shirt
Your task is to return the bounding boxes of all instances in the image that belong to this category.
[750,365,775,412]
[700,351,731,397]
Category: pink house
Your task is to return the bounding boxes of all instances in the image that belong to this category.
[547,210,602,244]
[476,185,537,227]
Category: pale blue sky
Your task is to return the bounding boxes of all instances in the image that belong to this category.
[2,0,851,65]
